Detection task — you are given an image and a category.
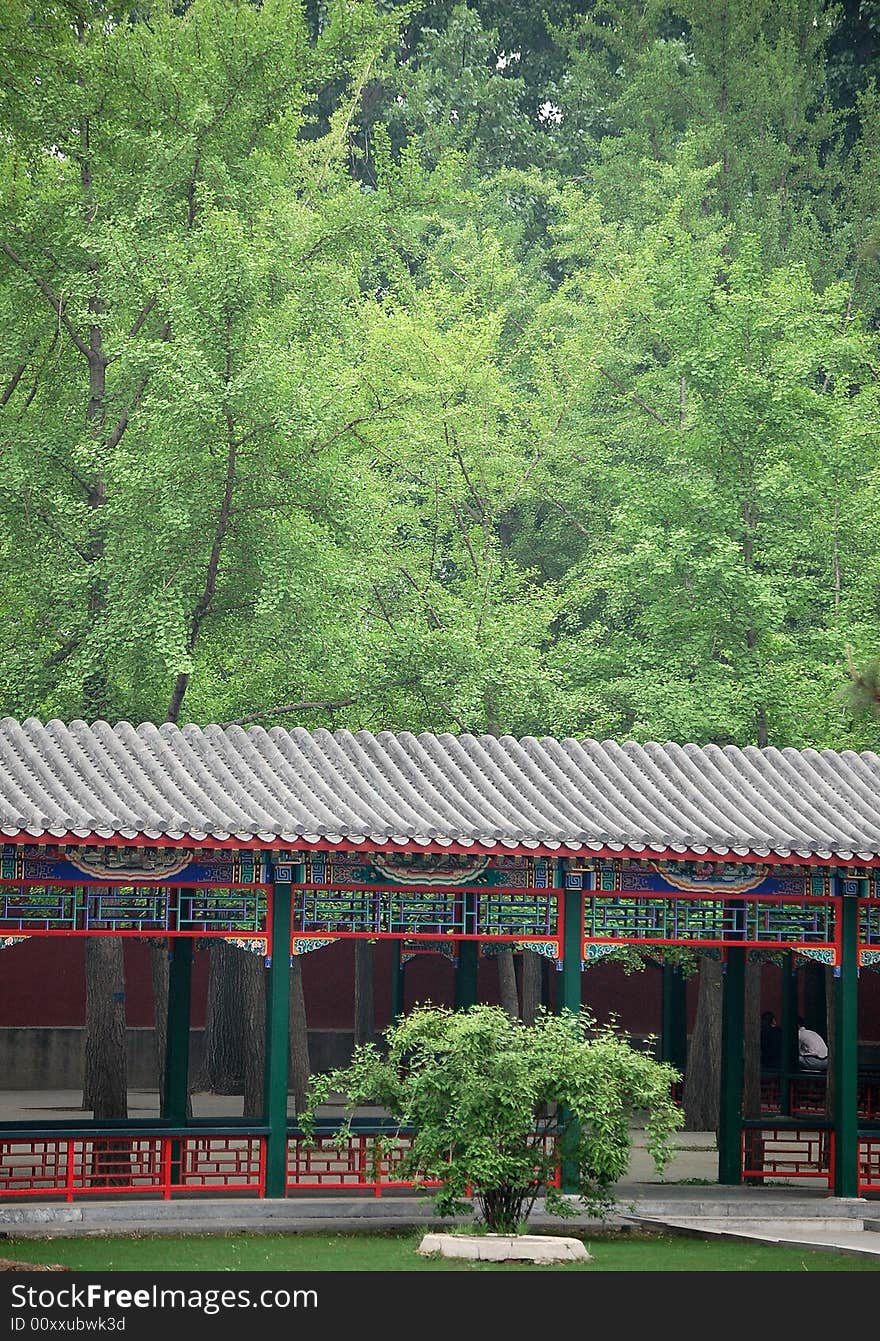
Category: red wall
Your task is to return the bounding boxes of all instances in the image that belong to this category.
[2,938,879,1040]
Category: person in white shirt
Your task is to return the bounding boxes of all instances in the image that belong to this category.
[797,1016,828,1072]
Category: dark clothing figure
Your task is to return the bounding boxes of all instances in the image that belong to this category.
[760,1011,783,1069]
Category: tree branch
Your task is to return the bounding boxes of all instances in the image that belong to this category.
[449,497,480,576]
[597,366,676,429]
[166,323,238,724]
[452,446,489,522]
[105,321,170,453]
[126,294,158,341]
[0,241,91,361]
[548,498,590,536]
[223,698,357,727]
[1,361,28,407]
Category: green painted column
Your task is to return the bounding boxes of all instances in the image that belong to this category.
[264,865,293,1198]
[558,860,582,1016]
[454,941,478,1010]
[161,937,193,1124]
[555,858,582,1193]
[390,940,405,1022]
[833,884,859,1198]
[718,949,746,1185]
[660,962,687,1072]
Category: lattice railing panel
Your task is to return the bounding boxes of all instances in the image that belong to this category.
[741,1126,833,1184]
[858,1137,880,1193]
[0,1132,266,1201]
[176,889,268,935]
[177,1136,265,1192]
[285,1131,559,1195]
[0,1139,70,1196]
[286,1134,393,1192]
[69,1137,165,1193]
[0,888,78,931]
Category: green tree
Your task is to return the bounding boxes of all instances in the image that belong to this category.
[302,1003,682,1232]
[0,0,406,1115]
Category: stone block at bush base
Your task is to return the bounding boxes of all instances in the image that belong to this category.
[418,1233,591,1264]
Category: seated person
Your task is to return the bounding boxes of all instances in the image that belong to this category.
[797,1016,828,1072]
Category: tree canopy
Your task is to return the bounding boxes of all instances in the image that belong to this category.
[0,0,877,747]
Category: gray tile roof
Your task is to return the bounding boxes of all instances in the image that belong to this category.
[0,717,878,861]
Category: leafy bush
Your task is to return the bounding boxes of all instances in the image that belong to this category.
[301,1004,683,1233]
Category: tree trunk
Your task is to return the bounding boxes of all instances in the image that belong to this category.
[497,948,520,1019]
[289,956,311,1114]
[150,942,168,1108]
[354,941,374,1047]
[198,941,266,1114]
[521,950,542,1026]
[199,941,249,1094]
[803,961,826,1033]
[682,956,722,1131]
[83,937,127,1118]
[241,952,265,1118]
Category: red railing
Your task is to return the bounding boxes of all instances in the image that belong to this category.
[285,1129,561,1197]
[741,1124,834,1186]
[286,1131,444,1196]
[0,1126,560,1202]
[858,1136,880,1194]
[759,1072,880,1120]
[0,1132,265,1201]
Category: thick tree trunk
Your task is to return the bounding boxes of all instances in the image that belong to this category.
[521,950,542,1026]
[289,956,311,1114]
[150,942,168,1106]
[353,941,374,1046]
[241,952,265,1118]
[83,937,127,1118]
[803,961,826,1033]
[198,941,252,1095]
[682,957,722,1131]
[496,948,520,1019]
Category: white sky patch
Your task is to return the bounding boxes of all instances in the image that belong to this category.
[496,50,521,70]
[538,100,563,125]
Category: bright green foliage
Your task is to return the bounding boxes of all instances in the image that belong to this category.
[302,1004,683,1233]
[0,0,404,723]
[507,172,880,748]
[1,0,878,749]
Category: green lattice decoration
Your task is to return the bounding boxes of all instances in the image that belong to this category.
[0,885,268,936]
[582,893,836,954]
[291,887,560,943]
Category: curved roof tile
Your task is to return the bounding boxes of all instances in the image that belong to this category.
[0,717,875,860]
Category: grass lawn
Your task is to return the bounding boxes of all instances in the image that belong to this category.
[0,1230,878,1271]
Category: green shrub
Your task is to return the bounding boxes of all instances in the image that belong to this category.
[301,1004,683,1234]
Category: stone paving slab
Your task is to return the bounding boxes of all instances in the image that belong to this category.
[628,1214,880,1260]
